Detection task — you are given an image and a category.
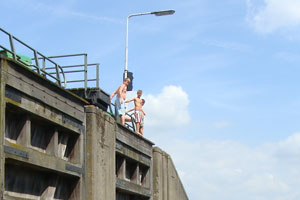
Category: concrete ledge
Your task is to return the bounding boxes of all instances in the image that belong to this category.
[85,105,115,125]
[1,56,88,105]
[116,124,154,158]
[4,142,82,178]
[4,61,86,121]
[115,141,151,167]
[116,178,152,198]
[5,87,83,134]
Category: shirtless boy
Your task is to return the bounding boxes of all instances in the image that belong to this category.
[139,99,146,136]
[110,78,131,125]
[126,90,146,135]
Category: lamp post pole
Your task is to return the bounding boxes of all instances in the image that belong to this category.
[124,10,175,79]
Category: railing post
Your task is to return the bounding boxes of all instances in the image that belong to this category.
[84,54,88,97]
[8,34,16,60]
[55,64,61,86]
[42,57,46,71]
[33,50,40,74]
[96,64,99,88]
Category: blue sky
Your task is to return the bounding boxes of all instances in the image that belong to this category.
[2,0,300,199]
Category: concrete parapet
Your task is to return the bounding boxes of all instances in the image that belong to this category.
[152,147,189,200]
[1,56,86,199]
[85,105,116,200]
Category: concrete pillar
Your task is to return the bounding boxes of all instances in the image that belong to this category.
[0,57,7,199]
[85,105,116,200]
[152,147,189,200]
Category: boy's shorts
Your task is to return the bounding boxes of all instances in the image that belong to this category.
[115,97,125,116]
[135,110,144,127]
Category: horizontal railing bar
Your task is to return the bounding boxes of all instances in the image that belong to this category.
[46,53,87,58]
[45,63,99,70]
[61,63,99,68]
[0,46,28,64]
[66,80,85,83]
[0,47,62,84]
[63,70,85,73]
[0,28,66,87]
[0,27,10,35]
[66,79,97,83]
[0,45,10,51]
[31,67,60,81]
[49,70,85,74]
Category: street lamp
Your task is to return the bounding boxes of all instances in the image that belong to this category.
[124,10,175,81]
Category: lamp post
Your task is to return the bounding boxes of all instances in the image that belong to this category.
[124,10,175,80]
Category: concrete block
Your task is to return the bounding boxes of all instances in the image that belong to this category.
[152,147,189,200]
[85,105,116,200]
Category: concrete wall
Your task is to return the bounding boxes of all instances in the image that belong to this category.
[0,55,189,200]
[0,55,6,198]
[115,124,154,199]
[85,105,116,200]
[0,56,87,199]
[153,147,188,200]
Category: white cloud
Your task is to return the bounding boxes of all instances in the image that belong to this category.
[125,85,190,140]
[247,0,300,33]
[163,133,300,200]
[143,85,190,128]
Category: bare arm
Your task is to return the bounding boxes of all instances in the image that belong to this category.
[110,87,119,103]
[141,108,146,116]
[111,83,125,103]
[125,97,135,103]
[126,108,135,113]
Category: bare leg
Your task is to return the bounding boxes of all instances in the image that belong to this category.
[125,117,131,122]
[136,122,140,134]
[140,126,143,136]
[121,115,125,125]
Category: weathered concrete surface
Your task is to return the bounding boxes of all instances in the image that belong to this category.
[1,56,86,199]
[3,55,87,122]
[116,124,154,157]
[153,147,189,200]
[0,55,7,199]
[85,105,116,200]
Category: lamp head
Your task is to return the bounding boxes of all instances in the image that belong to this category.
[151,10,175,16]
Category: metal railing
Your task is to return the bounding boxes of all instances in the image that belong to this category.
[40,53,100,97]
[0,27,66,87]
[109,102,136,132]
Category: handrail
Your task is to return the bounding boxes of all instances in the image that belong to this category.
[109,102,136,132]
[38,54,100,97]
[0,27,100,99]
[0,27,66,87]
